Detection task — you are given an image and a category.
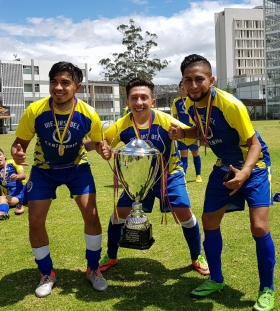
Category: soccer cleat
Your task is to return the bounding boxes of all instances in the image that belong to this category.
[190,278,225,298]
[35,270,56,298]
[195,175,202,183]
[192,255,210,275]
[0,213,10,220]
[86,267,108,291]
[99,253,118,272]
[252,287,275,311]
[15,205,25,215]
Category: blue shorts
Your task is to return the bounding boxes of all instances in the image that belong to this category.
[177,141,198,152]
[204,165,272,213]
[27,164,96,201]
[117,171,191,212]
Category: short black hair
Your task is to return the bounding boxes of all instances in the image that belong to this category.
[126,77,154,97]
[180,54,212,76]
[179,80,182,88]
[49,61,83,84]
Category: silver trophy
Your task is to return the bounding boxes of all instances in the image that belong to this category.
[114,139,161,249]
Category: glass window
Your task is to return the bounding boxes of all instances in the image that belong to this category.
[24,84,40,92]
[24,84,32,92]
[34,66,39,75]
[94,86,113,94]
[23,65,40,75]
[23,65,32,74]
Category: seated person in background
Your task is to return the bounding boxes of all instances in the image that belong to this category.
[0,148,26,219]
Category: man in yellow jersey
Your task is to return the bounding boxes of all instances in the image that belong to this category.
[169,54,275,311]
[98,77,209,277]
[11,62,109,298]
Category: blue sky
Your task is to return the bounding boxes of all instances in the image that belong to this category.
[0,0,247,22]
[0,0,262,84]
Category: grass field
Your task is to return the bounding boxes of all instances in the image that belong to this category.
[0,120,279,311]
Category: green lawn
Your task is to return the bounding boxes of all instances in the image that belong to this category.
[0,120,279,311]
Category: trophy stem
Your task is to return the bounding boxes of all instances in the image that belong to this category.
[119,201,155,249]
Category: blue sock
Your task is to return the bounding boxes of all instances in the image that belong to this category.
[86,249,102,271]
[193,155,201,175]
[254,232,275,291]
[0,203,9,213]
[35,253,53,276]
[181,157,188,173]
[203,228,224,283]
[182,222,201,260]
[107,220,123,259]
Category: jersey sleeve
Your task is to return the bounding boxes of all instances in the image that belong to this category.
[176,119,197,146]
[15,106,36,141]
[104,121,121,148]
[160,113,196,146]
[223,99,255,141]
[10,159,24,173]
[87,110,103,143]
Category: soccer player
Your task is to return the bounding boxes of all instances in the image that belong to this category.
[11,62,109,298]
[169,54,275,311]
[172,80,202,182]
[0,148,26,219]
[98,77,209,276]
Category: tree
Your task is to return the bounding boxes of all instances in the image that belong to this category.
[99,19,169,86]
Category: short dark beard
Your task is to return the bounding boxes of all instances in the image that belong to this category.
[188,90,209,102]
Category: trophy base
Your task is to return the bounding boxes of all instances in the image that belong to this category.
[119,224,155,250]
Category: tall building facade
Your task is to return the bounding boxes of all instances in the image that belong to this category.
[264,0,280,117]
[215,7,265,90]
[214,7,268,119]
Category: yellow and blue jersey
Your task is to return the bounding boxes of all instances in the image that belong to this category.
[172,96,194,127]
[172,96,198,150]
[16,96,103,169]
[184,87,270,169]
[0,159,26,196]
[105,109,196,176]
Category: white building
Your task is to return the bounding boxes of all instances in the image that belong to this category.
[215,7,265,90]
[0,59,120,130]
[264,0,280,118]
[214,7,267,118]
[89,81,121,125]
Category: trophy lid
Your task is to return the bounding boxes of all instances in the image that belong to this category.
[118,139,160,156]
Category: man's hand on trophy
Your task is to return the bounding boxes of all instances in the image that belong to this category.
[168,123,184,140]
[99,140,112,160]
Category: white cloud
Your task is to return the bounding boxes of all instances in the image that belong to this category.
[130,0,148,5]
[0,0,262,84]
